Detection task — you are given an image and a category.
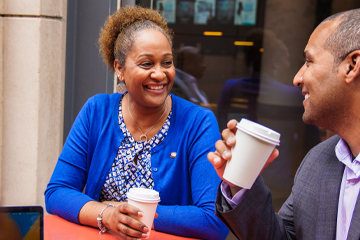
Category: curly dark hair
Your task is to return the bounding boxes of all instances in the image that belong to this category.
[98,5,174,72]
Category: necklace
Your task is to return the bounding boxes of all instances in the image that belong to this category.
[127,94,167,142]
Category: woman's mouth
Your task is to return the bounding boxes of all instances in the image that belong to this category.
[147,85,165,90]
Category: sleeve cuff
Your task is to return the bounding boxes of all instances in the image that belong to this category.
[220,181,247,209]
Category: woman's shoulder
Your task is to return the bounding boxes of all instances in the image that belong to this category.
[76,93,122,122]
[87,93,121,104]
[83,93,122,110]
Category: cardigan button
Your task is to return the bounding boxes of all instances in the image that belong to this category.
[153,168,158,172]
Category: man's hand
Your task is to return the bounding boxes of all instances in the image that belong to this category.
[207,119,238,187]
[207,119,279,194]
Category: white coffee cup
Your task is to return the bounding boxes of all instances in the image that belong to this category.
[126,188,160,234]
[223,118,280,189]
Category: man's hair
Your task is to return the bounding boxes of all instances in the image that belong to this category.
[323,9,360,65]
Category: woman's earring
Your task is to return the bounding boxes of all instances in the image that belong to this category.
[116,74,127,94]
[116,81,127,94]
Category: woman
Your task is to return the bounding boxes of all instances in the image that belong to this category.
[45,6,228,240]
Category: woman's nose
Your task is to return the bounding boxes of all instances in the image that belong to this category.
[151,67,166,80]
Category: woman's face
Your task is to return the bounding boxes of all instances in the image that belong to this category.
[116,29,175,109]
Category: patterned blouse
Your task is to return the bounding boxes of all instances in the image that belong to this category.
[99,94,172,202]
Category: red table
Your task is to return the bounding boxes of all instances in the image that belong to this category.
[44,215,200,240]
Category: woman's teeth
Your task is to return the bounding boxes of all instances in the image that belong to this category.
[305,94,309,100]
[148,85,164,90]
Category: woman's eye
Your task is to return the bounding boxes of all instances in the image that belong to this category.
[163,61,173,67]
[305,59,311,67]
[140,62,153,68]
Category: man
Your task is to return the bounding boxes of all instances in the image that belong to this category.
[207,9,360,240]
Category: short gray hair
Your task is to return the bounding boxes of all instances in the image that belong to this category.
[323,9,360,65]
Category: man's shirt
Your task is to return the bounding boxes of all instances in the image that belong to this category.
[335,138,360,240]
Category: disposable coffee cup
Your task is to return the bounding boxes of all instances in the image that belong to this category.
[223,118,280,189]
[126,188,160,234]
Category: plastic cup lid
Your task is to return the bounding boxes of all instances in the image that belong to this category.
[127,188,160,203]
[236,118,281,146]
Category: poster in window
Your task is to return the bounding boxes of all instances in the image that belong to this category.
[234,0,257,25]
[156,0,176,24]
[216,0,235,25]
[194,0,216,25]
[176,0,195,24]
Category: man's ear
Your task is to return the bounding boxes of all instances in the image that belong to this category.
[114,60,124,82]
[344,50,360,84]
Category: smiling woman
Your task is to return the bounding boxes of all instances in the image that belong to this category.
[115,28,175,114]
[44,5,228,240]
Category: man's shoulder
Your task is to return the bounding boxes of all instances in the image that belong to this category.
[298,134,341,172]
[312,134,341,151]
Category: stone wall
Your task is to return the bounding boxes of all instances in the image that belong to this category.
[0,0,67,208]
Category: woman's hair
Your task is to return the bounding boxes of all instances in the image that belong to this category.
[98,5,174,72]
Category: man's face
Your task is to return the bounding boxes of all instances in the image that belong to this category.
[293,20,349,129]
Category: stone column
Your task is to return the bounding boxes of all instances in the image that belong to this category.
[0,0,67,208]
[0,1,3,201]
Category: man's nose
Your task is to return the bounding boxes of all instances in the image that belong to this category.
[293,65,305,87]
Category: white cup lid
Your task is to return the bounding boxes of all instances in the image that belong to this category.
[127,188,160,203]
[236,118,280,146]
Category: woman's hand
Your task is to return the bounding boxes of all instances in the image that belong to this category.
[102,201,159,231]
[102,202,150,240]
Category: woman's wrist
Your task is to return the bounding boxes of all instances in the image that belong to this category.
[98,203,115,233]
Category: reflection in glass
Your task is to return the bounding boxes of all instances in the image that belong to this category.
[218,29,321,194]
[157,0,360,210]
[172,46,211,109]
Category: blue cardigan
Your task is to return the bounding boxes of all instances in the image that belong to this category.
[45,93,228,240]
